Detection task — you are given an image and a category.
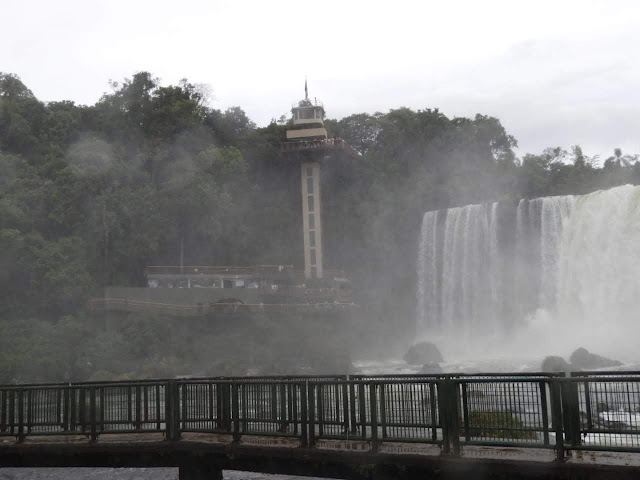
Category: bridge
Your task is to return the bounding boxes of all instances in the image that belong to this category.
[3,373,640,479]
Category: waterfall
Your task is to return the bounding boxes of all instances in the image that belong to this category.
[416,185,640,352]
[416,211,438,335]
[553,185,640,323]
[418,202,501,337]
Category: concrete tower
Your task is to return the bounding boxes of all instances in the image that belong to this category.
[282,82,345,280]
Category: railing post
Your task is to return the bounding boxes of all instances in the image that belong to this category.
[279,383,287,429]
[539,380,550,446]
[358,383,366,440]
[135,385,142,431]
[17,389,24,442]
[583,379,593,433]
[0,389,6,433]
[450,380,461,455]
[8,390,14,437]
[216,381,223,429]
[271,383,278,430]
[437,380,449,454]
[69,387,77,432]
[461,383,470,443]
[438,378,460,455]
[166,380,181,441]
[99,387,105,432]
[429,382,438,442]
[62,386,70,432]
[79,388,86,434]
[550,378,565,462]
[300,382,308,448]
[26,389,32,436]
[90,386,97,443]
[379,383,387,440]
[317,384,324,439]
[232,383,240,443]
[307,382,316,447]
[341,381,349,435]
[349,380,357,434]
[369,383,379,452]
[561,380,581,451]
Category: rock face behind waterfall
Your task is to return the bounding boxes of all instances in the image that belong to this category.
[570,347,622,370]
[404,342,444,365]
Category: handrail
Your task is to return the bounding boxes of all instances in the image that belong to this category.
[2,373,640,458]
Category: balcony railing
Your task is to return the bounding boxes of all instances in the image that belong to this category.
[144,265,294,276]
[281,137,346,153]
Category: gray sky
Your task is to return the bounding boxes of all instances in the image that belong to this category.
[3,0,639,159]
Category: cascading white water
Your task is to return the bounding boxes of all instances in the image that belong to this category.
[417,202,500,337]
[553,185,640,325]
[416,185,640,359]
[416,211,438,333]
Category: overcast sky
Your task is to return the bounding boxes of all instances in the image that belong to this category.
[3,0,639,159]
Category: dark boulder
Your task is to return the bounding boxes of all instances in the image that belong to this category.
[404,342,444,365]
[541,355,571,373]
[570,347,622,370]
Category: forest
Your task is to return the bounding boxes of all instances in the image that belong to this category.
[1,71,639,382]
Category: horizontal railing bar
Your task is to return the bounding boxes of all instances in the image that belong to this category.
[582,428,640,435]
[308,380,440,385]
[179,428,233,434]
[379,422,438,428]
[455,378,554,384]
[463,427,550,432]
[376,437,442,444]
[561,445,640,453]
[352,372,561,378]
[557,377,640,383]
[233,431,303,438]
[460,440,554,448]
[0,382,168,390]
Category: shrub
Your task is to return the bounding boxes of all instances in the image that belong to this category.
[466,410,537,440]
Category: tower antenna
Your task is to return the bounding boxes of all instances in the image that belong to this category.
[305,77,308,101]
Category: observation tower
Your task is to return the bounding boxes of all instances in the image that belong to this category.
[281,81,350,280]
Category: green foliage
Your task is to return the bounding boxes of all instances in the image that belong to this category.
[467,411,537,440]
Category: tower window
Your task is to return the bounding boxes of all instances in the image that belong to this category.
[310,249,317,266]
[300,109,314,119]
[306,167,313,177]
[309,213,315,229]
[307,177,313,194]
[309,230,316,247]
[308,195,314,212]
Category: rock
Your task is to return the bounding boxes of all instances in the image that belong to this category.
[420,362,443,374]
[541,355,571,373]
[403,342,444,365]
[569,347,622,370]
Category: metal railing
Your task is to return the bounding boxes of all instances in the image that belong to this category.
[281,138,346,153]
[88,298,358,315]
[2,373,640,458]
